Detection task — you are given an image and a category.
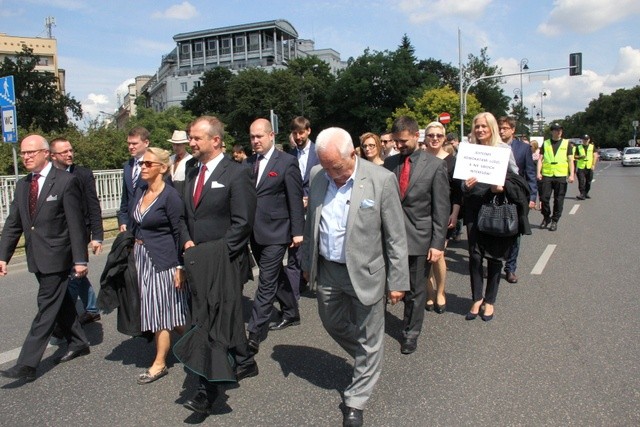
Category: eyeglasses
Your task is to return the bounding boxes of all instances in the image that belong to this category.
[426,134,445,139]
[19,149,47,158]
[362,144,376,149]
[380,139,392,144]
[51,149,74,155]
[138,160,163,168]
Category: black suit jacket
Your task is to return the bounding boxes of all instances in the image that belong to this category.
[69,164,104,243]
[180,156,256,258]
[117,158,138,228]
[384,150,450,254]
[287,141,320,197]
[246,149,305,246]
[0,165,88,273]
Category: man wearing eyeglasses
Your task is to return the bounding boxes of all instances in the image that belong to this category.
[384,116,450,355]
[380,131,399,159]
[0,134,90,382]
[117,127,150,232]
[50,138,104,324]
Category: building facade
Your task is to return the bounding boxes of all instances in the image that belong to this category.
[0,33,64,92]
[141,19,346,112]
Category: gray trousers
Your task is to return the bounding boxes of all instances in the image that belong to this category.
[316,257,385,410]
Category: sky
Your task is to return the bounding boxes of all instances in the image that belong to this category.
[1,0,639,130]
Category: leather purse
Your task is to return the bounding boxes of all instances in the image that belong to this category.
[477,194,519,237]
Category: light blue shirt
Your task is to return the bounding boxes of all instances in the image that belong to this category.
[318,161,358,263]
[297,142,310,179]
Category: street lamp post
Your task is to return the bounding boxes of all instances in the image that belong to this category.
[538,89,548,133]
[513,88,522,135]
[519,58,529,112]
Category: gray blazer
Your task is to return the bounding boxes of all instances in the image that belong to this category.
[301,158,410,306]
[384,150,450,255]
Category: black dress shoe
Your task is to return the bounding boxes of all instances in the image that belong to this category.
[400,338,417,354]
[269,317,300,331]
[183,391,212,414]
[434,303,446,314]
[585,194,591,199]
[343,406,364,427]
[79,312,101,325]
[549,221,558,231]
[247,333,260,354]
[55,346,90,364]
[506,271,518,283]
[540,218,550,229]
[0,364,36,382]
[236,361,259,381]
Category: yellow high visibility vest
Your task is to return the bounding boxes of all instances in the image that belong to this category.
[577,144,594,169]
[541,139,570,177]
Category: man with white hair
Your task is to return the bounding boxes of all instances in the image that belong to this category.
[301,127,409,427]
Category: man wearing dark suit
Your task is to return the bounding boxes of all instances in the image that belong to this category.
[301,127,409,427]
[245,118,304,351]
[50,138,104,324]
[278,116,320,306]
[178,116,258,415]
[0,135,90,382]
[498,116,537,284]
[384,116,450,355]
[117,126,150,232]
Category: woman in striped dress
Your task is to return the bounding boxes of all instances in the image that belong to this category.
[130,147,188,384]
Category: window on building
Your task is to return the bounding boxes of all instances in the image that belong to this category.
[181,44,190,56]
[207,39,217,55]
[194,41,203,58]
[249,33,260,51]
[193,81,201,88]
[234,36,245,54]
[180,82,188,92]
[220,38,231,55]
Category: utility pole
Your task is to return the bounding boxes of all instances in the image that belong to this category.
[45,16,56,39]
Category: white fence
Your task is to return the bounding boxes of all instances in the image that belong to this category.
[0,170,123,228]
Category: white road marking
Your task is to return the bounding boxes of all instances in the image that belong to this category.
[569,205,580,215]
[531,244,557,275]
[0,344,54,366]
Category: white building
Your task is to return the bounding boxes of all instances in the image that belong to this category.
[141,19,346,112]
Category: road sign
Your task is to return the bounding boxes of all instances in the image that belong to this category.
[0,76,16,107]
[439,112,451,124]
[2,106,17,142]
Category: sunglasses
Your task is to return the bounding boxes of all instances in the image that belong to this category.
[138,160,163,168]
[426,134,445,139]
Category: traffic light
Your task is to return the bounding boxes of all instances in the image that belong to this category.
[570,53,582,76]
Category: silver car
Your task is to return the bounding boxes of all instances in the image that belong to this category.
[601,148,622,161]
[622,147,640,166]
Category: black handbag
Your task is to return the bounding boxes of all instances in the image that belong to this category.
[477,194,519,237]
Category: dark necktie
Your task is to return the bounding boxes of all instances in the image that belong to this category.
[132,161,140,189]
[254,154,263,184]
[399,155,411,198]
[29,173,40,219]
[193,165,207,207]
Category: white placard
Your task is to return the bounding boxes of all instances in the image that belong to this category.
[453,142,511,186]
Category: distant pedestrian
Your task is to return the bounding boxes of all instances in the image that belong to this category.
[575,134,598,200]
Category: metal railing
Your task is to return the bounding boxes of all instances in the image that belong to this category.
[0,170,123,228]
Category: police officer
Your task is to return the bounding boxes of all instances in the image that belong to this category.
[536,123,575,231]
[575,134,598,200]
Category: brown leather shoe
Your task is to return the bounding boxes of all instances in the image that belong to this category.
[79,312,101,325]
[506,271,518,283]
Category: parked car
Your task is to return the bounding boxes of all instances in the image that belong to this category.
[600,148,622,160]
[622,147,640,166]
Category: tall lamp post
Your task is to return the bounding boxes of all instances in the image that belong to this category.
[519,58,529,112]
[513,88,522,135]
[538,89,548,133]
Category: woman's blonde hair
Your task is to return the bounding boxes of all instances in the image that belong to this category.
[146,147,171,176]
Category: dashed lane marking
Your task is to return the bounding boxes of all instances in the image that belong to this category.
[531,244,556,275]
[569,205,580,215]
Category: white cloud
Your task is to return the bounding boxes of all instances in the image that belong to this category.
[151,1,197,20]
[399,0,493,23]
[538,0,640,36]
[87,93,109,105]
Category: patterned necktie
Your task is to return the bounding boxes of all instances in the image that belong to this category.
[399,155,411,198]
[193,165,207,207]
[132,161,140,189]
[29,173,40,219]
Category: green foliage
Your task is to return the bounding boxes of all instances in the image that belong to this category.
[0,45,82,133]
[389,86,482,133]
[127,104,196,151]
[182,67,234,118]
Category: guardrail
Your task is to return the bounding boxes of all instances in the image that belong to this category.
[0,170,123,228]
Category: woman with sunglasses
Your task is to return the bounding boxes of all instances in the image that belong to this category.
[359,132,385,165]
[422,122,462,313]
[131,147,188,384]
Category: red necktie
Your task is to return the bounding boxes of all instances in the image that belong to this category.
[193,165,207,207]
[399,156,410,198]
[29,173,40,219]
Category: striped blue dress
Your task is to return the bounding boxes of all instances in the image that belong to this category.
[133,196,189,332]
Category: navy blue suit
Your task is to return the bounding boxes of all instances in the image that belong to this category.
[505,138,537,274]
[246,149,304,338]
[117,158,139,229]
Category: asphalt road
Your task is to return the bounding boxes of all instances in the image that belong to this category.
[0,161,638,426]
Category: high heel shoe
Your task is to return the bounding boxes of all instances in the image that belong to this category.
[434,303,446,314]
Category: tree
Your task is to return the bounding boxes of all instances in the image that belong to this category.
[0,45,82,133]
[389,86,482,133]
[417,58,459,90]
[463,48,510,116]
[181,67,234,118]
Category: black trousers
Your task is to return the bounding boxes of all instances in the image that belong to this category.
[402,255,431,339]
[18,271,88,368]
[577,168,593,196]
[467,223,502,305]
[539,176,568,222]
